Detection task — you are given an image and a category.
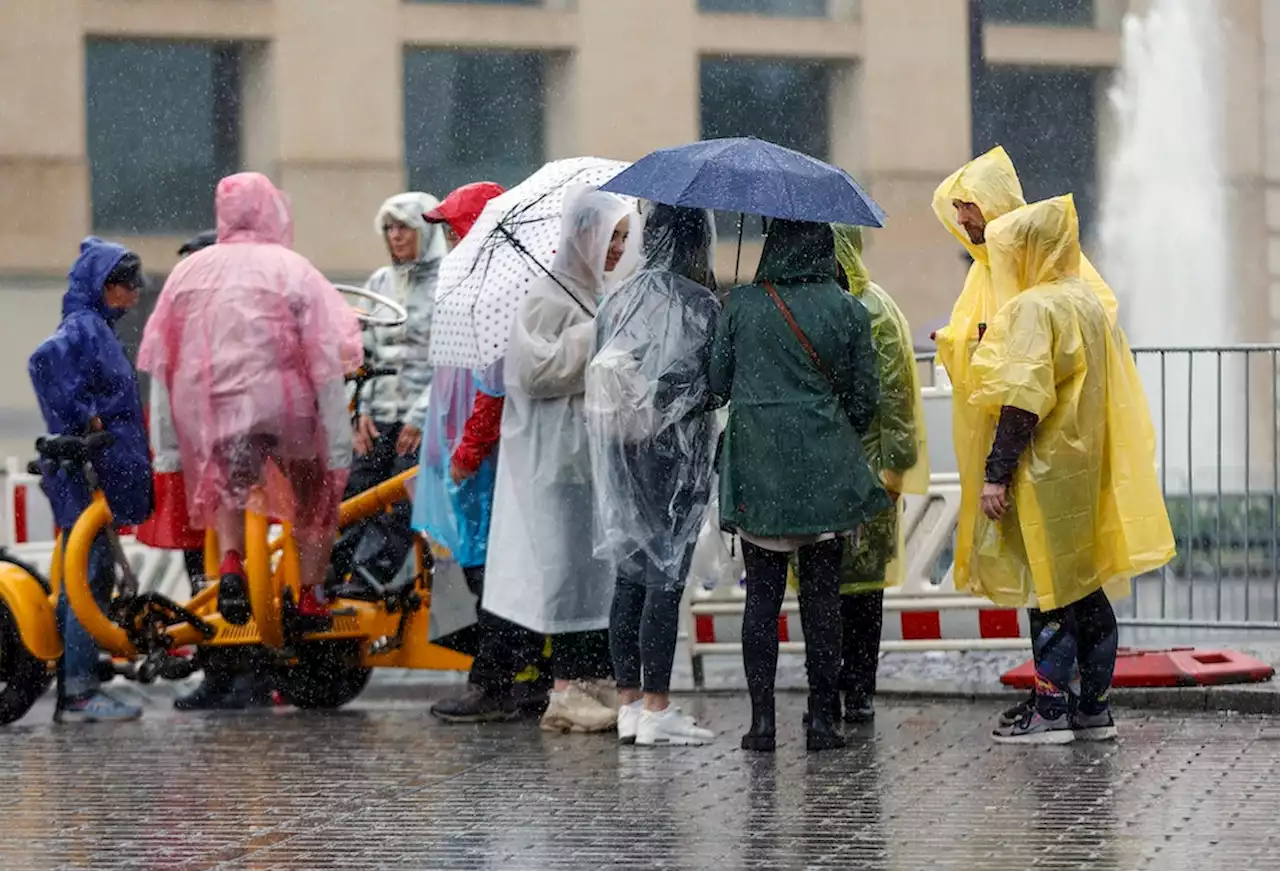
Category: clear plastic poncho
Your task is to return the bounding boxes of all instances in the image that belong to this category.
[586,204,721,587]
[967,195,1174,611]
[831,224,929,593]
[137,172,363,540]
[482,185,639,634]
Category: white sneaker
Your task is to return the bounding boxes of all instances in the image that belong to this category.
[576,679,619,712]
[635,706,714,747]
[540,685,618,734]
[618,700,644,745]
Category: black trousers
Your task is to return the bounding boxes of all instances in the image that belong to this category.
[741,539,844,707]
[330,421,417,587]
[463,565,544,697]
[551,630,612,683]
[610,581,684,695]
[1032,589,1119,718]
[839,588,884,698]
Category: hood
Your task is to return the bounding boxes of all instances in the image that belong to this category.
[64,236,130,323]
[986,195,1082,309]
[754,220,837,286]
[427,182,506,239]
[375,191,448,265]
[831,223,871,296]
[551,184,634,294]
[932,146,1026,263]
[640,203,717,288]
[216,172,294,247]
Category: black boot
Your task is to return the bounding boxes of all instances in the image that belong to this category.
[740,694,777,753]
[806,693,846,752]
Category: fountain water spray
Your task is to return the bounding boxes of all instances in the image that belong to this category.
[1100,0,1241,491]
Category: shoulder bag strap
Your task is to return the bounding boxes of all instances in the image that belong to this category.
[762,281,835,387]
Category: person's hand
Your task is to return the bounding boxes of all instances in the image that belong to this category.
[887,489,901,505]
[449,457,474,485]
[88,417,104,432]
[353,414,379,457]
[396,424,422,457]
[981,482,1009,520]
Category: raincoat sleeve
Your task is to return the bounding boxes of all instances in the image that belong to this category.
[28,318,101,435]
[708,296,735,401]
[968,295,1062,421]
[295,265,364,468]
[507,292,595,400]
[836,297,879,435]
[861,286,919,483]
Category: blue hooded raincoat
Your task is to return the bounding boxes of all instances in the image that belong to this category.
[29,237,153,529]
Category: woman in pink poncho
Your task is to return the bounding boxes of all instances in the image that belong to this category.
[138,172,363,623]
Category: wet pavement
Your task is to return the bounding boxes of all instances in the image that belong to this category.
[1,692,1278,870]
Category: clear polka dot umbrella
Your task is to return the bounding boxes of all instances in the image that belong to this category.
[429,157,633,370]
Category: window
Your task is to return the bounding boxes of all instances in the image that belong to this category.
[973,66,1100,236]
[85,39,241,234]
[981,0,1094,26]
[404,50,545,197]
[701,57,831,237]
[699,0,827,16]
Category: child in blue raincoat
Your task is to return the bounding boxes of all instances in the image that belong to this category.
[28,237,153,723]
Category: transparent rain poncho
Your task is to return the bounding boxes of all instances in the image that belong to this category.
[586,204,721,587]
[482,185,639,634]
[831,224,929,592]
[967,195,1174,611]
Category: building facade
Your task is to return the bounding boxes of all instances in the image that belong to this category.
[0,0,1273,457]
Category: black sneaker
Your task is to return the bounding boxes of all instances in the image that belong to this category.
[431,686,519,724]
[998,690,1036,728]
[1072,708,1117,742]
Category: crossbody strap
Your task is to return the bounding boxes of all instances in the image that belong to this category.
[762,281,835,386]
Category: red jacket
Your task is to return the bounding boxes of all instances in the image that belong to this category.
[451,391,504,476]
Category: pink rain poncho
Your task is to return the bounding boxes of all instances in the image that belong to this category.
[137,172,363,542]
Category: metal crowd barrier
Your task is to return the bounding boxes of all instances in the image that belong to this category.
[2,345,1277,671]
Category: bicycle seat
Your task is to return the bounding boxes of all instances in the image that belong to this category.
[34,431,114,464]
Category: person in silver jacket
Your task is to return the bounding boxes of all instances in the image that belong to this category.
[331,191,447,589]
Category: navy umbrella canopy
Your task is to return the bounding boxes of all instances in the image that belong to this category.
[599,136,886,227]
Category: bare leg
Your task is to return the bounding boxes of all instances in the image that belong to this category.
[296,536,333,597]
[214,507,244,560]
[643,692,670,712]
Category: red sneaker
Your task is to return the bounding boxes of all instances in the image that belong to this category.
[296,586,330,619]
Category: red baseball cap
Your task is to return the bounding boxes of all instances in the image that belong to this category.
[424,181,506,240]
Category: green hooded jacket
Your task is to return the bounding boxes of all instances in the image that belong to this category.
[709,220,890,537]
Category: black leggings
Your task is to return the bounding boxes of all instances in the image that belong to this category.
[610,581,684,695]
[551,630,612,682]
[839,589,884,697]
[741,538,844,707]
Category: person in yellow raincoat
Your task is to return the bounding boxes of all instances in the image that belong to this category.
[932,145,1130,728]
[829,224,928,724]
[969,195,1174,745]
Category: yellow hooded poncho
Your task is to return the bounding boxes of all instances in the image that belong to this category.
[831,224,929,592]
[932,146,1123,601]
[966,195,1174,611]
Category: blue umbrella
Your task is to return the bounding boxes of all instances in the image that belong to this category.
[599,136,886,227]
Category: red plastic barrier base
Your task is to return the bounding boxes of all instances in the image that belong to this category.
[1001,647,1276,689]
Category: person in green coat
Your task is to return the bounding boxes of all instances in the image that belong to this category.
[831,223,930,724]
[709,219,890,754]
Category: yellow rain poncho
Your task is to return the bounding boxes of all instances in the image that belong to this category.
[966,195,1174,611]
[931,146,1123,598]
[833,224,928,593]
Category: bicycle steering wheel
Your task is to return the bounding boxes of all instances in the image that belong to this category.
[335,284,409,327]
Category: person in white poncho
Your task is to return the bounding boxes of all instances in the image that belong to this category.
[482,184,635,734]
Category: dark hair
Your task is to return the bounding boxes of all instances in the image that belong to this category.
[178,229,217,256]
[104,252,145,291]
[643,204,716,288]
